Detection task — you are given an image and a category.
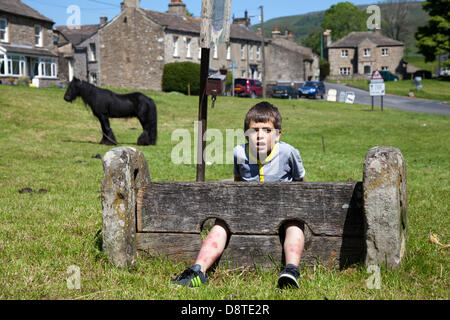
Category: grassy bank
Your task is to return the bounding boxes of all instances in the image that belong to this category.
[0,85,448,299]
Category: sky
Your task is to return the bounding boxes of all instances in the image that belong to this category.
[21,0,376,27]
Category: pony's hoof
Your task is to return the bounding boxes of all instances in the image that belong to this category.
[100,137,117,146]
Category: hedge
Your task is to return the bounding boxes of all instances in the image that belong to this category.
[162,62,201,95]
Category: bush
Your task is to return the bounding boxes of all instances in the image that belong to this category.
[162,62,201,95]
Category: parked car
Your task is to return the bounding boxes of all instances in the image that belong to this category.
[298,81,325,99]
[377,70,399,81]
[234,78,263,98]
[272,85,297,99]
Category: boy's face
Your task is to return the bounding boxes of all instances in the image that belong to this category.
[246,120,281,160]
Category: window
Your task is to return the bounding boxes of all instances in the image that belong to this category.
[213,44,218,59]
[364,65,371,74]
[249,45,254,60]
[241,70,246,77]
[186,38,191,58]
[226,44,230,60]
[364,48,371,57]
[38,58,57,78]
[6,55,25,76]
[0,18,8,42]
[0,54,5,75]
[339,67,351,75]
[88,43,96,61]
[241,44,245,59]
[173,36,179,57]
[381,66,389,71]
[341,49,348,57]
[382,48,389,56]
[256,46,261,61]
[35,25,43,46]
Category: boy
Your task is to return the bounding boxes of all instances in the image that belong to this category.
[173,101,306,289]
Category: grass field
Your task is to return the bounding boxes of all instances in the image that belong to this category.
[332,78,450,103]
[0,85,448,300]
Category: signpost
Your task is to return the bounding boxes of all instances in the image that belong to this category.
[197,0,231,181]
[369,70,385,111]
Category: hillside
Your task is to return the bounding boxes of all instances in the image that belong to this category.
[251,1,429,57]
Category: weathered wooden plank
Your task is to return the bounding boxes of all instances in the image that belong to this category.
[135,232,364,268]
[137,182,364,237]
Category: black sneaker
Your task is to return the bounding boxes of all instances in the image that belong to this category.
[173,264,208,288]
[278,264,300,289]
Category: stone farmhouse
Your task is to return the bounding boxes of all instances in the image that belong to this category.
[0,0,58,86]
[55,0,318,92]
[324,29,404,79]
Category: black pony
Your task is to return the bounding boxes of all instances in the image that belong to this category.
[63,78,157,146]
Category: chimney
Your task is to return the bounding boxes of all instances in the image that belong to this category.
[375,26,382,35]
[323,29,332,47]
[100,16,108,25]
[122,0,140,10]
[272,26,281,38]
[232,10,250,27]
[168,0,187,16]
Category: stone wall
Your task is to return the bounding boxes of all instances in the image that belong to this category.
[99,8,165,91]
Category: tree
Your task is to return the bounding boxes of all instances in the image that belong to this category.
[380,0,413,41]
[320,2,368,40]
[415,0,450,67]
[302,2,368,55]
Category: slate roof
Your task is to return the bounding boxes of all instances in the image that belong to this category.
[141,9,263,42]
[54,25,101,46]
[0,0,53,23]
[328,31,403,48]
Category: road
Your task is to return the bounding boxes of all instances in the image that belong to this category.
[323,82,450,116]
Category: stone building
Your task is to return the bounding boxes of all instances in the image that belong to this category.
[325,29,404,79]
[54,0,318,92]
[97,0,265,91]
[265,27,319,89]
[54,21,104,83]
[0,0,58,86]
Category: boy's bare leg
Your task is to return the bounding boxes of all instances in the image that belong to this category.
[283,222,305,266]
[194,220,228,273]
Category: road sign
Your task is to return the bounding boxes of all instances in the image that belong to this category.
[370,70,385,96]
[200,0,232,49]
[370,82,385,96]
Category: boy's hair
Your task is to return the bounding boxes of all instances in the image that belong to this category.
[244,101,282,132]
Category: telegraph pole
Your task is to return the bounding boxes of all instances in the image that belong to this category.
[259,5,266,98]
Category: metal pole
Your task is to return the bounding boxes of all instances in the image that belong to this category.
[371,96,374,111]
[197,47,210,182]
[259,5,266,98]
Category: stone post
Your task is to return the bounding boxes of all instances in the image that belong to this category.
[363,146,408,269]
[101,147,150,268]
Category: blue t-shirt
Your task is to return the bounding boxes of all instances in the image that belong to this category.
[233,141,306,182]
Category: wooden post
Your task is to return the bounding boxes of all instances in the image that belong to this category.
[363,146,408,269]
[259,5,266,98]
[101,147,151,268]
[197,48,210,182]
